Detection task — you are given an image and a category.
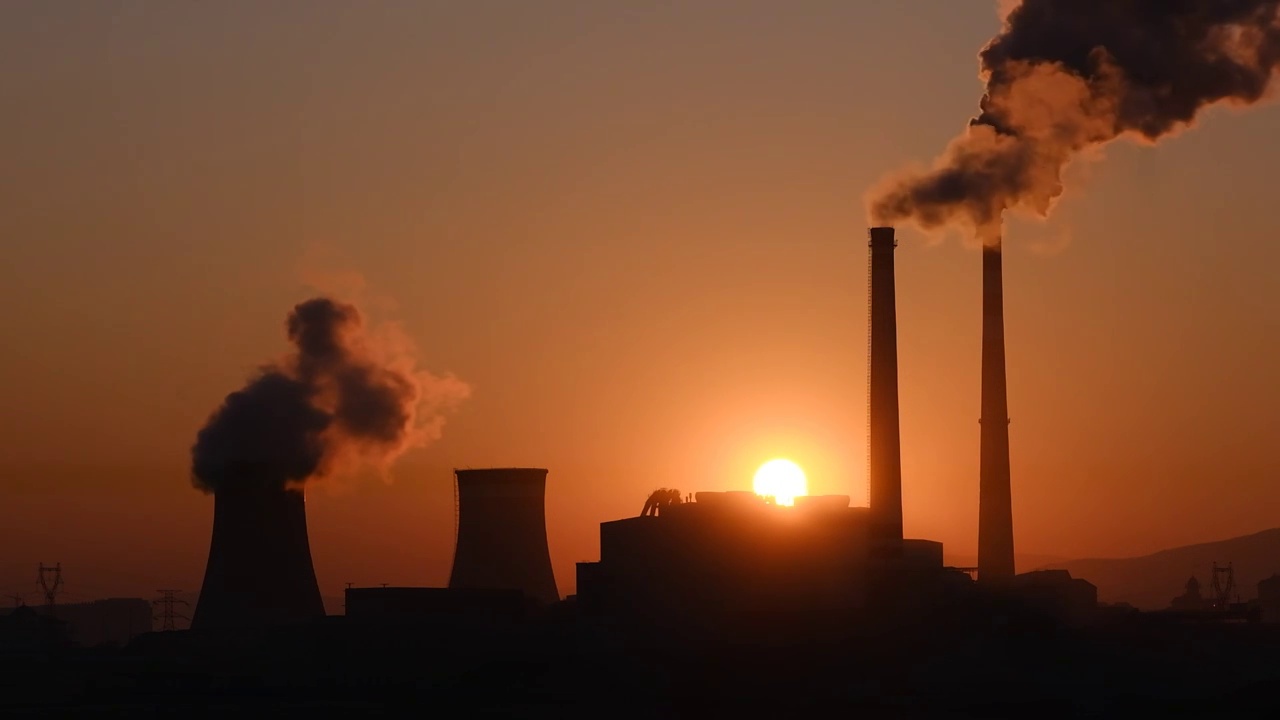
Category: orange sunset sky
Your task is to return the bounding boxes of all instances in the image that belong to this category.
[3,1,1280,608]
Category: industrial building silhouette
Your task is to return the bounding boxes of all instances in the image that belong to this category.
[569,227,1091,627]
[0,599,151,649]
[575,491,981,630]
[577,491,873,621]
[182,226,1091,632]
[12,226,1280,712]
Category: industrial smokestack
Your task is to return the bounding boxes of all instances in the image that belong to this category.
[448,468,559,605]
[867,227,904,558]
[191,484,325,629]
[979,241,1015,582]
[858,1,1280,585]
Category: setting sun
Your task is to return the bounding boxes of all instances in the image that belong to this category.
[753,459,807,506]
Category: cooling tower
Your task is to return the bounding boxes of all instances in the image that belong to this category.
[448,468,559,605]
[867,227,904,558]
[191,484,325,630]
[978,240,1015,582]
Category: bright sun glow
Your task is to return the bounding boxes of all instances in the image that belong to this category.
[753,459,807,506]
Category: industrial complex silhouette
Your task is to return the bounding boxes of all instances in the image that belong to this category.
[5,227,1280,713]
[177,226,1087,638]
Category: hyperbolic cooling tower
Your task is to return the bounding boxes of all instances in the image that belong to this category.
[978,240,1015,582]
[448,468,559,605]
[191,484,326,630]
[867,227,904,558]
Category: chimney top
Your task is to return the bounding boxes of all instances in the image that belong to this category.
[868,226,897,249]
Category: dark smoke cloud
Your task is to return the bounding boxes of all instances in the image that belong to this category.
[191,298,470,494]
[868,0,1280,239]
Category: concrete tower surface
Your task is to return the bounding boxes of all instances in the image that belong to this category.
[979,240,1015,582]
[448,468,559,605]
[867,227,904,558]
[191,484,326,630]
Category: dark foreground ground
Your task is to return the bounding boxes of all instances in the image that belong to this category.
[5,605,1280,717]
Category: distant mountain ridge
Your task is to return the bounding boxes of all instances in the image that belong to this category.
[1041,528,1280,610]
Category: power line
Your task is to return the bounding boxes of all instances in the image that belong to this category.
[152,589,190,631]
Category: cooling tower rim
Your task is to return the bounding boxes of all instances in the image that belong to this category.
[453,467,549,491]
[209,482,309,500]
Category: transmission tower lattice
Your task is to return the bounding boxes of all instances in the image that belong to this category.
[1210,562,1236,610]
[152,589,190,631]
[37,563,62,612]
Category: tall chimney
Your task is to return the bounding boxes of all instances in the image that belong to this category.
[448,468,559,605]
[867,227,904,557]
[191,484,326,630]
[979,240,1015,582]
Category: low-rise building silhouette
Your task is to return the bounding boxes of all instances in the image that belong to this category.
[0,606,69,654]
[1258,574,1280,623]
[1,599,150,648]
[1009,569,1098,625]
[344,586,529,624]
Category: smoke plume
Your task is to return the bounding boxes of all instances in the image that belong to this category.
[868,0,1280,240]
[191,298,470,494]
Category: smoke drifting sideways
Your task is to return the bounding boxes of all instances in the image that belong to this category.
[868,0,1280,242]
[191,298,471,495]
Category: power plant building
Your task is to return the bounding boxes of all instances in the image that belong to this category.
[576,491,875,620]
[575,491,960,623]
